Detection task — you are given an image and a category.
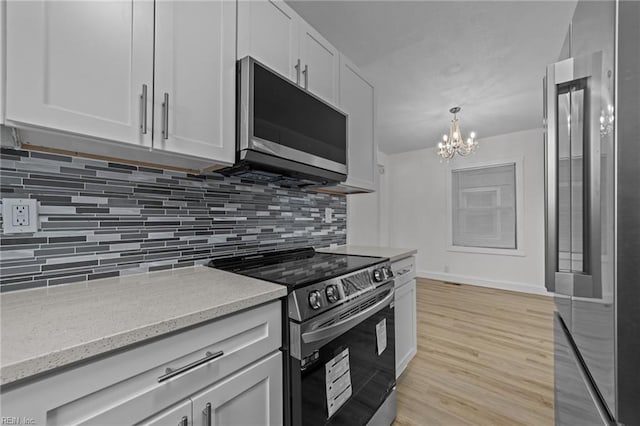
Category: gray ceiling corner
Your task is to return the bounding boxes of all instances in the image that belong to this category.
[287,0,578,154]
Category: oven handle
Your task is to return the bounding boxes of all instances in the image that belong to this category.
[301,289,394,344]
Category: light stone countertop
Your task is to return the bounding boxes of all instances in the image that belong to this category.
[316,245,417,263]
[0,266,286,386]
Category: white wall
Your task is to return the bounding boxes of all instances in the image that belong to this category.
[387,128,547,295]
[347,151,389,246]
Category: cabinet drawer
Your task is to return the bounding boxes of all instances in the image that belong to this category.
[2,301,281,426]
[392,256,415,287]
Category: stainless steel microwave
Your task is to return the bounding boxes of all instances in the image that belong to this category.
[224,56,348,185]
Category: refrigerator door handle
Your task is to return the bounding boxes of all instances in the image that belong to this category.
[544,62,559,293]
[544,52,603,299]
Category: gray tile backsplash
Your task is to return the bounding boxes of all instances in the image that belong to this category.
[0,148,346,292]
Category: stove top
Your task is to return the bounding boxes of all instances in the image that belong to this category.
[208,248,386,288]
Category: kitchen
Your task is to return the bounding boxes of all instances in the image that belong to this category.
[0,1,638,426]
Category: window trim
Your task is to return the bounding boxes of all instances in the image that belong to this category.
[446,158,525,257]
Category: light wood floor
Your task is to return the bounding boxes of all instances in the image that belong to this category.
[394,279,555,426]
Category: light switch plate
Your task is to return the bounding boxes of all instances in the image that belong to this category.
[2,198,39,233]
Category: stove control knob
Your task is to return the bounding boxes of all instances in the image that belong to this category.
[372,269,383,282]
[325,285,339,303]
[308,290,322,310]
[383,266,394,279]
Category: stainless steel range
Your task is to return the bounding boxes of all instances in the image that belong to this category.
[209,248,396,426]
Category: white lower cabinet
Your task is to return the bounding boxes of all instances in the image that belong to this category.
[141,400,193,426]
[191,352,283,426]
[395,279,417,378]
[0,301,282,426]
[392,256,417,378]
[140,352,283,426]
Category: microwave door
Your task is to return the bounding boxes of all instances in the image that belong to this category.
[545,52,616,423]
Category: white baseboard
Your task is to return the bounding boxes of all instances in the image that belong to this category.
[417,270,552,297]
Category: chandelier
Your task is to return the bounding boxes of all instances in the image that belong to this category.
[437,107,478,160]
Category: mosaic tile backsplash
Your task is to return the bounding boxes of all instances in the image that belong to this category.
[0,147,346,292]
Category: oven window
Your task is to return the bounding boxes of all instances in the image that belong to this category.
[296,305,395,425]
[253,62,347,164]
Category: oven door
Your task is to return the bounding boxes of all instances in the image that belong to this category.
[290,282,396,426]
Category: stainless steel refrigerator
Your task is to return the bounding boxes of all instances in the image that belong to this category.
[543,1,639,425]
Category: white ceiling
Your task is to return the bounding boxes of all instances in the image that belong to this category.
[287,0,577,154]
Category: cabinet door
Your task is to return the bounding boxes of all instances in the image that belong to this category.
[191,352,283,426]
[237,0,299,82]
[5,1,153,147]
[153,1,235,164]
[395,279,417,378]
[140,399,192,426]
[339,56,377,191]
[299,22,340,104]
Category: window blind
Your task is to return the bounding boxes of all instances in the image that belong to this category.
[452,163,517,249]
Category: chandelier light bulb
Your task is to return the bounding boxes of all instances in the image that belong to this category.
[438,142,443,148]
[443,134,448,142]
[470,131,476,139]
[453,131,459,139]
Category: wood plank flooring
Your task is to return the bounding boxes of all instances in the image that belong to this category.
[394,278,555,426]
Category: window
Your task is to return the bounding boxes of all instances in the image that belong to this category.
[451,163,517,250]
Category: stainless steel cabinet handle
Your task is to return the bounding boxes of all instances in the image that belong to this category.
[179,416,188,426]
[396,268,411,276]
[158,350,224,382]
[295,59,301,85]
[139,84,148,135]
[302,64,308,89]
[202,403,212,426]
[161,92,169,140]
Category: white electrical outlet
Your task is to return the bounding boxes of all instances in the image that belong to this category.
[2,198,39,234]
[325,207,333,224]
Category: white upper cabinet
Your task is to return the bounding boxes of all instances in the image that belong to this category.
[238,0,339,105]
[5,0,235,170]
[298,22,340,105]
[153,1,235,164]
[339,55,377,192]
[237,0,299,82]
[5,1,154,148]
